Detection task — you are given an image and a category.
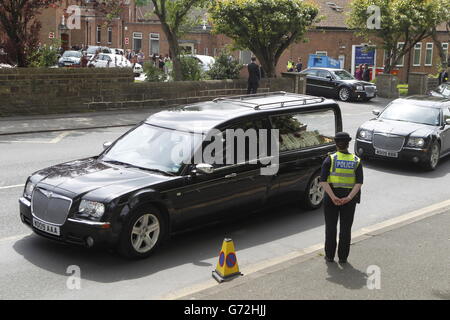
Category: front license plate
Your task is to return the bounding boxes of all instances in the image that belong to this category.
[33,218,60,236]
[375,149,398,158]
[366,92,375,97]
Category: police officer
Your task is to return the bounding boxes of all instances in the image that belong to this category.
[320,132,363,264]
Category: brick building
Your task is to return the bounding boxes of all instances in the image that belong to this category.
[36,0,449,81]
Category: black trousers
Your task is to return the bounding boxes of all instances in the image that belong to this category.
[323,194,357,261]
[247,81,259,94]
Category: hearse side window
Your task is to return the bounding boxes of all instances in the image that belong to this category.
[270,110,335,152]
[205,119,267,168]
[317,70,331,79]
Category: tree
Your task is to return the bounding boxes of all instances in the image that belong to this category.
[136,0,208,81]
[208,0,319,77]
[206,50,243,80]
[347,0,450,74]
[0,0,58,67]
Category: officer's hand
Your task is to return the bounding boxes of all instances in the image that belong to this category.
[331,196,342,206]
[340,196,352,205]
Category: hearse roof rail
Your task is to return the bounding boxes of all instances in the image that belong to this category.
[213,91,326,110]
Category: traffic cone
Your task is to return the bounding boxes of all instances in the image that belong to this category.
[212,238,243,283]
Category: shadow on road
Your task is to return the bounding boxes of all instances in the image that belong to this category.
[13,203,324,284]
[326,262,368,290]
[362,154,450,179]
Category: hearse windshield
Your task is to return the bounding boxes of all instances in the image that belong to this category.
[101,124,203,174]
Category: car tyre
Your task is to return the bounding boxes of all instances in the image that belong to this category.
[422,141,440,171]
[338,87,352,102]
[118,205,167,259]
[302,172,325,210]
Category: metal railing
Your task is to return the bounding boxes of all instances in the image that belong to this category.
[213,91,325,110]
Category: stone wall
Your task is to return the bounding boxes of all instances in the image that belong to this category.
[408,73,428,96]
[376,74,399,99]
[427,77,440,91]
[0,68,294,117]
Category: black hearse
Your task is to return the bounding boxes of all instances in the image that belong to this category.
[19,92,342,258]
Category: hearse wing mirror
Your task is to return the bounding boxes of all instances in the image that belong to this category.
[103,141,112,150]
[445,118,450,126]
[372,109,381,116]
[194,163,214,175]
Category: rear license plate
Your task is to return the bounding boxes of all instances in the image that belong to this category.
[375,149,398,158]
[33,218,60,236]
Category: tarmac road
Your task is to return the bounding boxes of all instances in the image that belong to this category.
[0,98,449,299]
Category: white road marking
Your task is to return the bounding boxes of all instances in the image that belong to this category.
[49,131,72,144]
[161,198,450,300]
[0,184,24,190]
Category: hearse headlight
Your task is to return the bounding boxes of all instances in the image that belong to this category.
[79,200,105,219]
[358,129,373,141]
[24,181,36,199]
[356,85,364,91]
[406,137,425,148]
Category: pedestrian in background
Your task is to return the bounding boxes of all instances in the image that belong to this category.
[355,64,363,80]
[247,56,261,94]
[80,52,89,68]
[158,55,165,70]
[296,58,303,73]
[362,64,371,82]
[137,50,145,65]
[287,58,294,72]
[438,67,448,84]
[320,132,363,264]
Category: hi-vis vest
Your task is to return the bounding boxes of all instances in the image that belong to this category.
[327,152,360,189]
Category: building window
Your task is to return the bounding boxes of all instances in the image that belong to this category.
[107,27,113,44]
[413,43,422,67]
[133,32,143,52]
[315,51,328,56]
[96,26,101,44]
[204,47,209,56]
[442,43,449,61]
[396,42,405,67]
[149,33,160,56]
[425,43,433,66]
[213,48,218,57]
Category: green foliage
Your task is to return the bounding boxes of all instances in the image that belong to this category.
[208,0,319,77]
[347,0,450,72]
[29,41,60,67]
[144,62,167,82]
[206,50,243,80]
[177,56,204,81]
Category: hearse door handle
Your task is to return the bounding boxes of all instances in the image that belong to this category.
[225,173,237,179]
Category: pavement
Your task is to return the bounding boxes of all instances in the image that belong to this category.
[0,108,163,135]
[180,207,450,300]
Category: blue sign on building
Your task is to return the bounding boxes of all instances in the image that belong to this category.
[355,46,376,66]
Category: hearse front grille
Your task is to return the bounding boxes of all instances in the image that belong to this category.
[31,188,72,226]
